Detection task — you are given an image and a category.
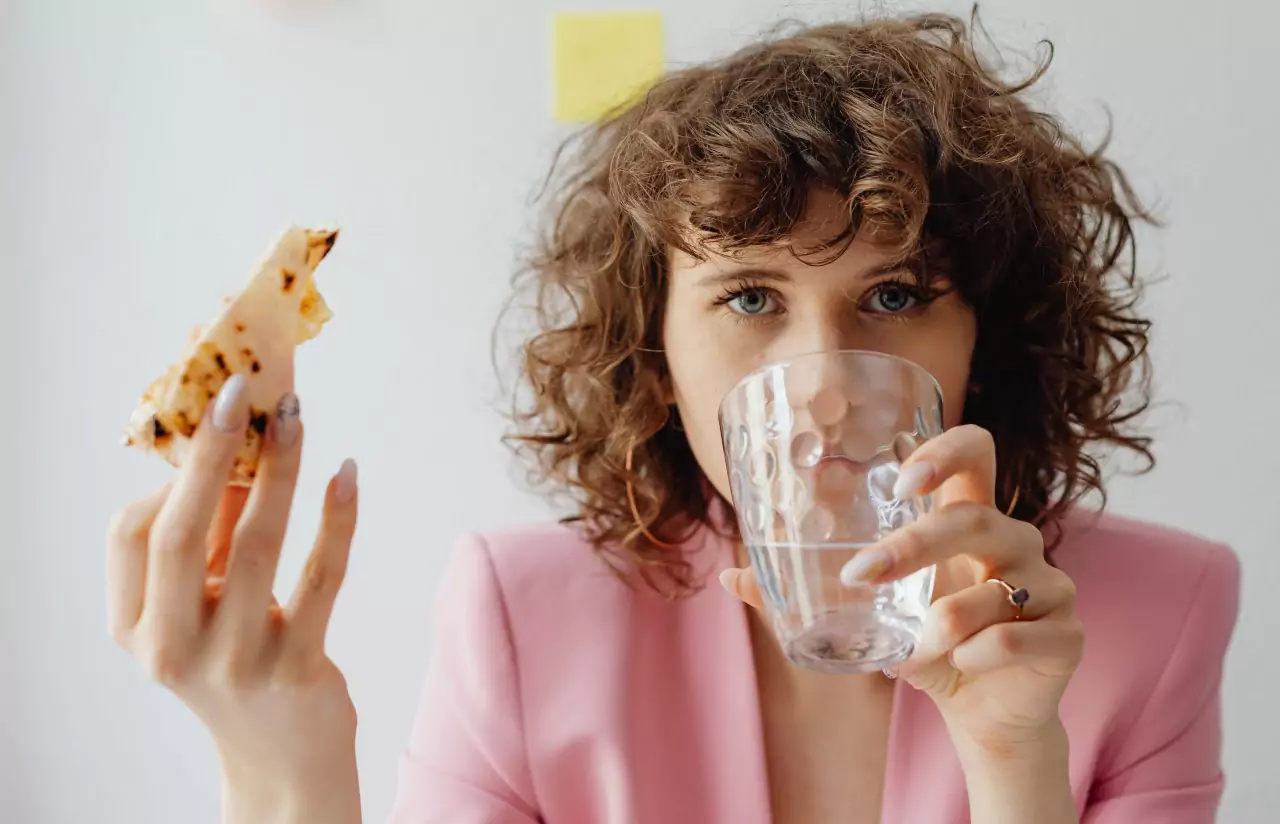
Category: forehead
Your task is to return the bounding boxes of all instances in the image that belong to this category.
[668,228,906,283]
[668,187,915,277]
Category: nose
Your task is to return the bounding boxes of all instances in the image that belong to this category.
[783,351,849,419]
[777,308,867,413]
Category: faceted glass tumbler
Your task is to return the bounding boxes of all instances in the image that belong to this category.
[718,350,944,674]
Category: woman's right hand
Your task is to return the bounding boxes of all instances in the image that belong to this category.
[107,375,362,823]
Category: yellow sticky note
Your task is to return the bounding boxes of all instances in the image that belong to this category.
[552,11,665,123]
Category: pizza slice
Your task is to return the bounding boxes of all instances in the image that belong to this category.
[122,227,339,485]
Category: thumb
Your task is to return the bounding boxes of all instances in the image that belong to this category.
[718,567,764,610]
[895,652,960,698]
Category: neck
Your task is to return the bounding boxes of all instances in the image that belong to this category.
[745,604,892,704]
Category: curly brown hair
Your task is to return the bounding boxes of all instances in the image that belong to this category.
[499,9,1156,596]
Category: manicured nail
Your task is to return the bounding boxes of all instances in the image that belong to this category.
[271,392,300,446]
[893,461,935,500]
[211,374,248,433]
[840,547,892,586]
[334,458,358,503]
[718,568,739,596]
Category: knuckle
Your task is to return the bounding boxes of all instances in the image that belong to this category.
[954,423,994,450]
[950,501,991,534]
[305,548,347,596]
[107,507,147,547]
[232,542,272,578]
[138,640,196,688]
[934,599,969,642]
[274,648,316,683]
[893,526,930,566]
[993,623,1022,655]
[1014,520,1045,554]
[972,425,996,450]
[153,521,204,556]
[209,654,259,689]
[304,557,331,596]
[233,521,269,551]
[108,619,132,649]
[233,523,282,565]
[1063,617,1086,654]
[1054,571,1078,605]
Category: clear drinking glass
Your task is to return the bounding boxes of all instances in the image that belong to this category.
[718,350,944,674]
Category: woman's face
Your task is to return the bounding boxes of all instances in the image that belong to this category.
[662,190,979,503]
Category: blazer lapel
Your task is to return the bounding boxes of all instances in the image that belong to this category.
[673,526,773,824]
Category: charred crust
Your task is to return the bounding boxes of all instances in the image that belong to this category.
[249,409,268,436]
[214,352,229,374]
[235,322,246,333]
[152,417,173,446]
[309,231,338,251]
[251,360,261,373]
[282,269,297,292]
[307,230,338,265]
[174,409,197,437]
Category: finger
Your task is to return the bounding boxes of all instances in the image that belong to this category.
[144,374,250,637]
[286,459,358,656]
[216,394,304,645]
[900,573,1072,674]
[718,567,764,610]
[207,487,251,578]
[840,501,1044,586]
[106,483,171,644]
[908,580,1014,668]
[892,424,996,507]
[948,617,1084,677]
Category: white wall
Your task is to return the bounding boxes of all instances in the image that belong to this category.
[5,1,1277,821]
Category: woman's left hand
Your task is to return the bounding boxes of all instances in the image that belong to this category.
[720,424,1084,760]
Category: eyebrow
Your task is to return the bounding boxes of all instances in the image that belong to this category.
[694,268,790,288]
[693,260,920,288]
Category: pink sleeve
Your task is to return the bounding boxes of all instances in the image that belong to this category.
[1083,543,1241,823]
[387,533,540,824]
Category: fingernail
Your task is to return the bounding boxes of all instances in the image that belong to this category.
[841,547,892,586]
[718,568,739,595]
[271,393,300,446]
[211,374,248,433]
[334,458,358,503]
[893,461,935,500]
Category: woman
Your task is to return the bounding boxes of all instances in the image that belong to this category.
[105,12,1239,824]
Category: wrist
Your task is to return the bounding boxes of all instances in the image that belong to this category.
[949,715,1069,765]
[954,720,1077,824]
[220,748,361,824]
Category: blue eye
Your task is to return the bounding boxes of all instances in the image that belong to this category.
[728,287,776,316]
[867,283,919,314]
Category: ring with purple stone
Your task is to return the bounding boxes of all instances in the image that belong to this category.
[986,578,1030,620]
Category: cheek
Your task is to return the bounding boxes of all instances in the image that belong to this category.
[939,374,971,428]
[662,308,750,500]
[922,348,973,429]
[908,306,976,429]
[670,385,736,502]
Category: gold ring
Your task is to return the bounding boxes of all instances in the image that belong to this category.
[986,578,1030,620]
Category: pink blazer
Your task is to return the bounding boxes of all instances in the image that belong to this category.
[388,509,1240,823]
